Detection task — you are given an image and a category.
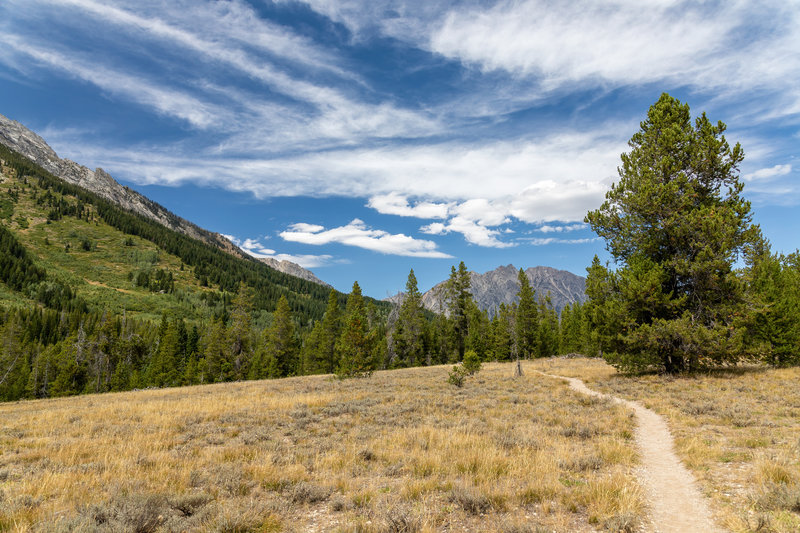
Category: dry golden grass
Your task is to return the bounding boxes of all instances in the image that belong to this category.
[0,362,643,532]
[532,357,800,533]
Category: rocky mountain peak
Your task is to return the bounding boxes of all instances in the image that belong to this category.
[415,264,586,316]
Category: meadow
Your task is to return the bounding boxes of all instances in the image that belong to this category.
[0,362,642,533]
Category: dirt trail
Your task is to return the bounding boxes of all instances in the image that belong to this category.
[536,371,725,533]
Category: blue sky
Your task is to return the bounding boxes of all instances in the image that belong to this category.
[1,0,798,298]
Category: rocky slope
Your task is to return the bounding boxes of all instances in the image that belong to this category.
[418,264,586,315]
[0,113,328,287]
[257,257,330,288]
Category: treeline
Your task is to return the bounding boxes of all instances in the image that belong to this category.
[0,262,592,401]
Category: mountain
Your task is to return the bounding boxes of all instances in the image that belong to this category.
[418,264,586,315]
[0,113,327,287]
[257,257,330,287]
[0,137,359,324]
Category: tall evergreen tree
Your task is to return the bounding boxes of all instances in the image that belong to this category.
[490,303,513,361]
[446,261,472,361]
[537,295,559,358]
[515,268,538,358]
[585,93,760,372]
[336,282,373,378]
[228,284,255,379]
[260,295,298,378]
[744,249,800,366]
[391,269,426,367]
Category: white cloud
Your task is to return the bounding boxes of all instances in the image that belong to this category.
[522,237,599,246]
[743,164,792,182]
[429,1,800,101]
[280,219,453,258]
[224,234,334,269]
[537,223,588,233]
[55,131,625,222]
[421,215,514,248]
[0,34,220,128]
[367,193,452,219]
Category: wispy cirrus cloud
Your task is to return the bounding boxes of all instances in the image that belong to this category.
[521,237,599,246]
[280,219,452,258]
[537,224,587,233]
[0,34,221,128]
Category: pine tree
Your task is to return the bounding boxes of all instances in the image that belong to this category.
[585,93,759,372]
[228,284,254,379]
[319,290,342,374]
[261,295,299,378]
[336,282,373,378]
[490,303,513,361]
[745,249,800,366]
[515,268,538,358]
[391,269,426,367]
[446,262,472,362]
[201,317,229,383]
[537,294,559,358]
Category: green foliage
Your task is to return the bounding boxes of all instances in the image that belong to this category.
[537,294,559,358]
[743,249,800,366]
[447,364,468,387]
[0,140,392,324]
[585,93,759,373]
[515,268,538,358]
[489,303,514,361]
[389,269,427,368]
[446,262,472,361]
[462,349,481,375]
[336,282,374,378]
[0,197,13,220]
[254,295,299,379]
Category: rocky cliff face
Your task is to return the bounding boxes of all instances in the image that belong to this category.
[417,264,586,315]
[0,113,329,287]
[257,257,330,288]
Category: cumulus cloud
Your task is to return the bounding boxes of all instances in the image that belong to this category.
[280,219,453,258]
[223,234,334,268]
[421,216,514,248]
[743,164,792,182]
[367,193,452,219]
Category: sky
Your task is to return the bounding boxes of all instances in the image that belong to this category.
[1,0,798,299]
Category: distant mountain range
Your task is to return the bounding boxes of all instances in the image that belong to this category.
[0,113,328,287]
[388,264,586,315]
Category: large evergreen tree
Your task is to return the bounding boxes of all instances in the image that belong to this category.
[255,295,298,378]
[585,93,760,372]
[446,261,472,361]
[391,269,426,367]
[336,282,373,378]
[515,268,538,358]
